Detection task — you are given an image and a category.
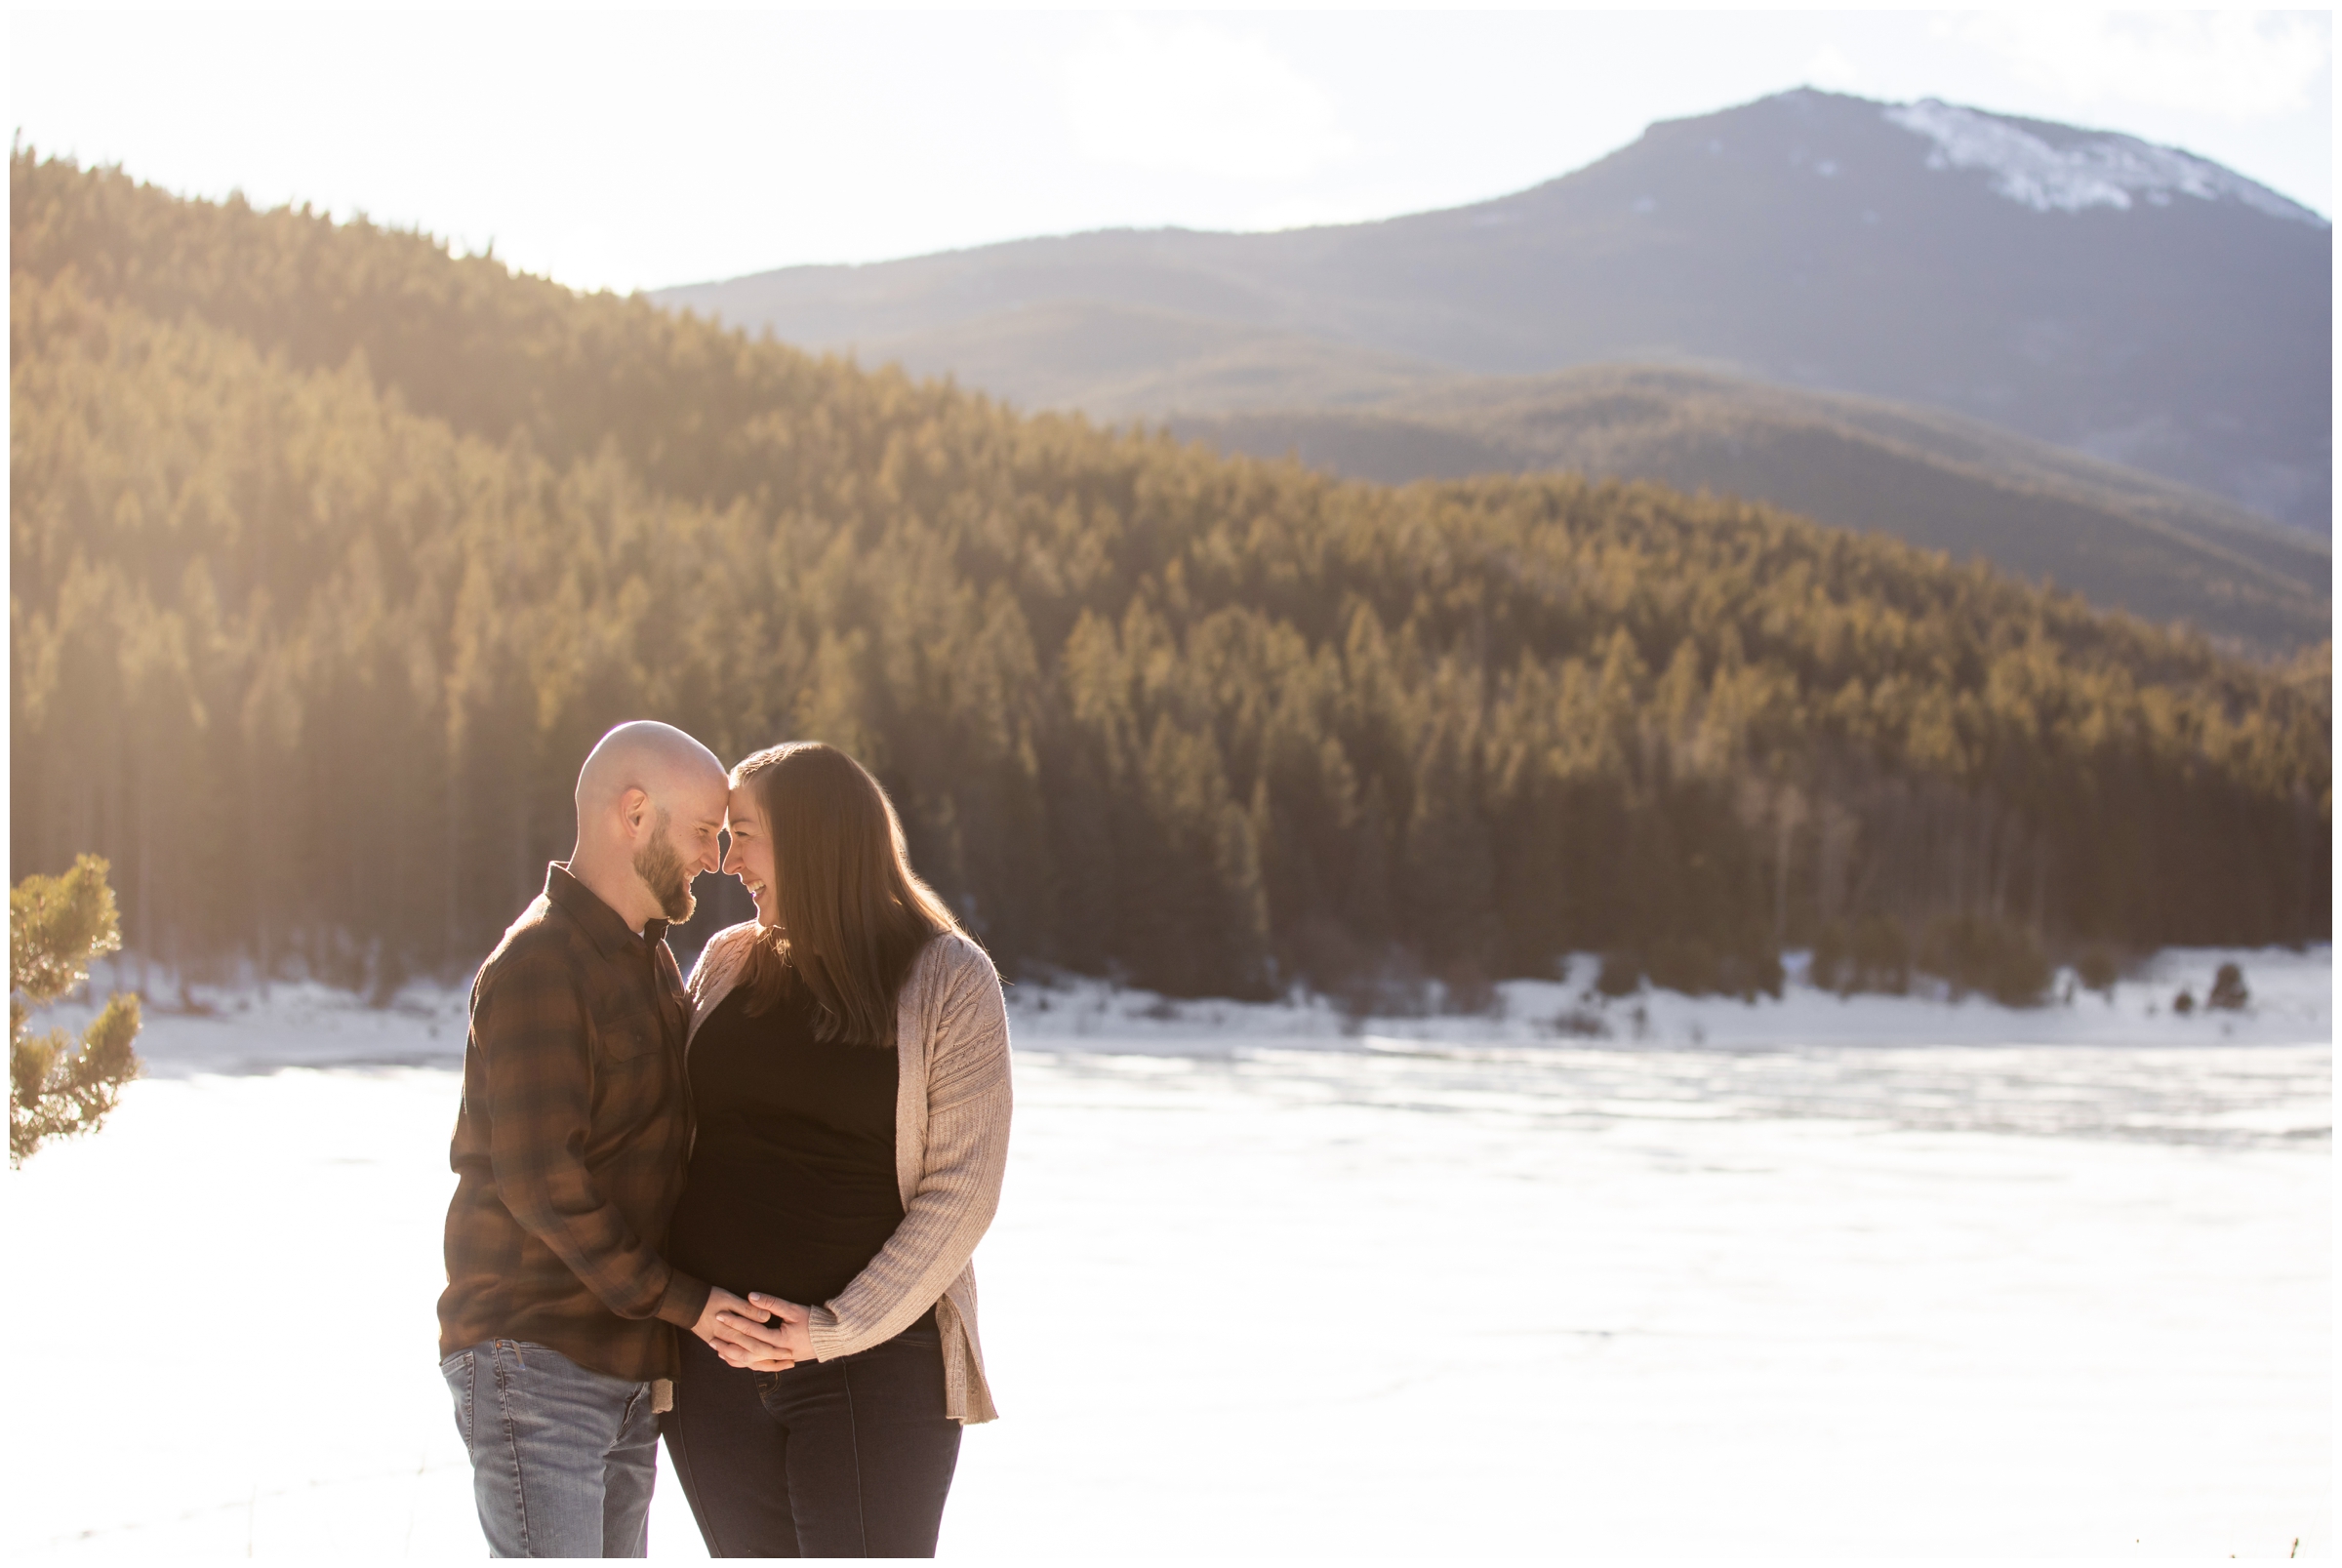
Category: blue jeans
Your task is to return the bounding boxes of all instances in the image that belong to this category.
[441,1340,661,1558]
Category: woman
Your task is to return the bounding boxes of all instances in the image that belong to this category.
[661,741,1012,1557]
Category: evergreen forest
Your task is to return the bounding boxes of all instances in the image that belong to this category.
[11,153,2331,1007]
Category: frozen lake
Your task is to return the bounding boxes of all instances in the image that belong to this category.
[6,950,2330,1558]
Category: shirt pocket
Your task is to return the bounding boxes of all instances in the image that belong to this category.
[590,1007,664,1063]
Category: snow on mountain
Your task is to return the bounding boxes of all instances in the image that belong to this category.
[1884,99,2323,224]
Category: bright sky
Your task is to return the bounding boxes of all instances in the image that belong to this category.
[9,9,2332,296]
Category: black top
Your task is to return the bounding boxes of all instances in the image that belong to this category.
[666,979,905,1310]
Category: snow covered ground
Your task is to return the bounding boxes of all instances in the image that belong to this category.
[5,948,2329,1558]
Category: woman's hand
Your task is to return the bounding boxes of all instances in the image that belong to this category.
[714,1294,813,1372]
[691,1287,781,1364]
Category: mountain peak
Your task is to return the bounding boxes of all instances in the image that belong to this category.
[660,88,2331,534]
[1882,97,2325,226]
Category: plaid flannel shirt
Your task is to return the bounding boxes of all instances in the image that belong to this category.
[436,864,710,1384]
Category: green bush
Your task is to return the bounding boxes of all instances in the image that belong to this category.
[1920,913,2050,1007]
[1808,921,1852,993]
[1808,914,1911,996]
[1642,935,1782,1001]
[2075,945,2120,999]
[1644,936,1719,997]
[1440,956,1498,1016]
[2206,963,2249,1011]
[1718,948,1786,1002]
[1850,916,1913,996]
[1595,952,1642,998]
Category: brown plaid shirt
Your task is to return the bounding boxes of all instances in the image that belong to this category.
[437,864,710,1383]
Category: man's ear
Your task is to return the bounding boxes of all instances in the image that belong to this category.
[619,785,653,840]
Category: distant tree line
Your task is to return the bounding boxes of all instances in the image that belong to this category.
[10,153,2330,1005]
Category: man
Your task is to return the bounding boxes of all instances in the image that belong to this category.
[437,720,774,1557]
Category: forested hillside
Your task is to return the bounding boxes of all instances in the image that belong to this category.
[1172,365,2329,656]
[725,297,2328,651]
[11,153,2330,1006]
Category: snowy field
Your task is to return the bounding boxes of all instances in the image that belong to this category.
[5,948,2329,1558]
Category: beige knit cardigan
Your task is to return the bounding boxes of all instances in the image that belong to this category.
[683,921,1011,1424]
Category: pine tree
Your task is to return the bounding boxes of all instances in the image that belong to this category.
[7,150,2331,1002]
[11,855,143,1165]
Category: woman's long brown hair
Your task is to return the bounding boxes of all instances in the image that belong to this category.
[732,742,964,1046]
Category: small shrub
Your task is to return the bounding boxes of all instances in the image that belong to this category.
[1808,920,1852,993]
[1439,956,1498,1017]
[1809,915,1912,996]
[1716,948,1784,1002]
[2172,986,2197,1017]
[1291,916,1368,998]
[1643,935,1783,1001]
[1921,913,2050,1007]
[1544,1006,1611,1040]
[2206,962,2249,1012]
[1849,914,1913,995]
[368,946,409,1010]
[1336,950,1432,1021]
[1645,936,1719,997]
[2075,945,2120,1000]
[1595,952,1642,998]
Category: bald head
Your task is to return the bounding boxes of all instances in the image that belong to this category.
[568,721,729,933]
[576,721,726,823]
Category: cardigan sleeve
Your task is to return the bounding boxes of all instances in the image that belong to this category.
[683,922,760,1028]
[806,940,1013,1361]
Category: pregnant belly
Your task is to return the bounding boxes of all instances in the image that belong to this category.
[667,1157,905,1307]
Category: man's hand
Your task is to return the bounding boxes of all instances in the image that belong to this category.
[691,1287,780,1365]
[712,1294,813,1373]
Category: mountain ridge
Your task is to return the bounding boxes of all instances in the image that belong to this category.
[661,88,2332,536]
[1166,360,2327,652]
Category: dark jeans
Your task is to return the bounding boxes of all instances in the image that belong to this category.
[665,1311,961,1557]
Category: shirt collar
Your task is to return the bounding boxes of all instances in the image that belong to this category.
[545,863,669,957]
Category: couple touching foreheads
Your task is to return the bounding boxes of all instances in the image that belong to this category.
[436,722,1012,1558]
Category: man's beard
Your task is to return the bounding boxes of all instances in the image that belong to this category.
[633,821,697,924]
